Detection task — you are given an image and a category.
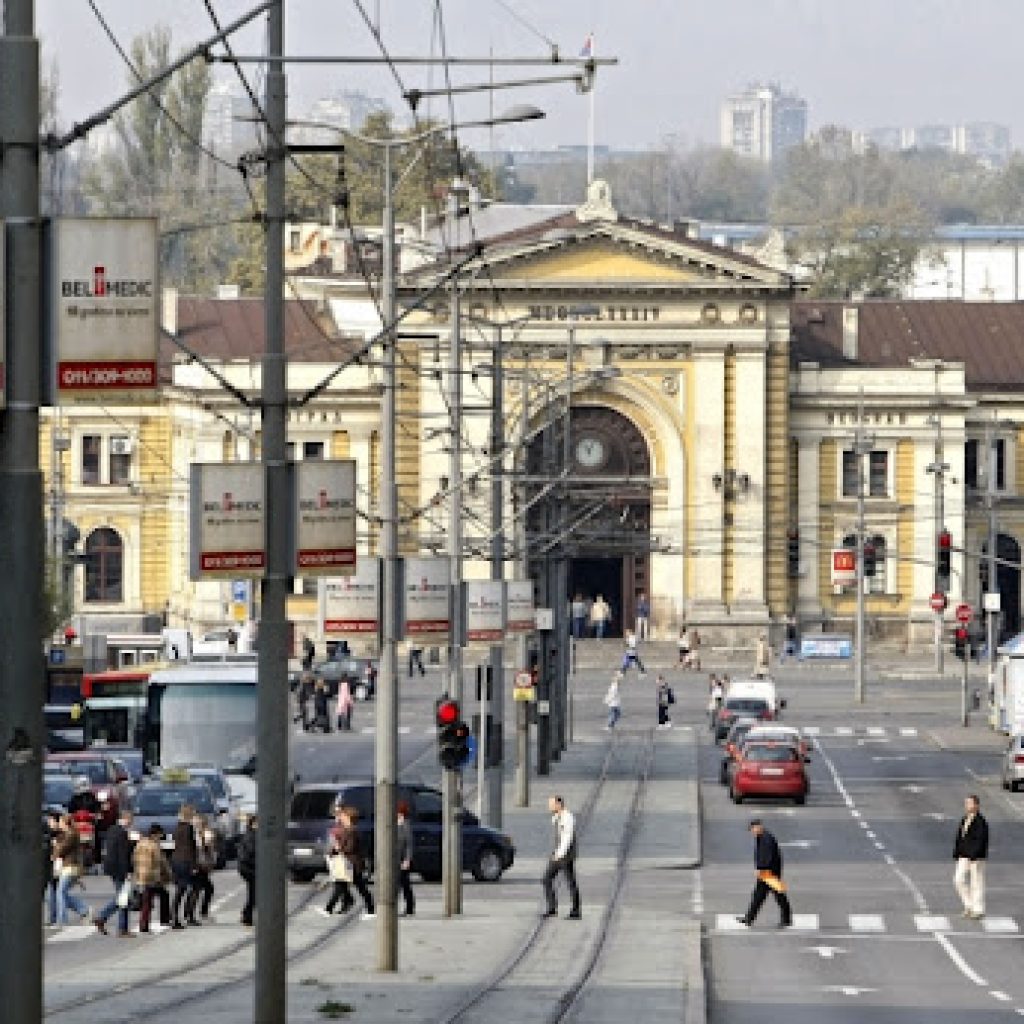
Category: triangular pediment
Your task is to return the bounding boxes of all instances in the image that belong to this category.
[465,220,791,292]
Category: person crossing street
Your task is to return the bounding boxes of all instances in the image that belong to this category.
[737,819,792,928]
[542,795,581,920]
[94,809,134,937]
[954,794,988,919]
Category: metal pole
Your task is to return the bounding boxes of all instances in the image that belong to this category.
[476,664,487,820]
[375,140,399,970]
[537,409,553,775]
[933,426,945,676]
[854,436,866,704]
[0,2,44,1020]
[963,641,970,727]
[515,349,531,808]
[443,237,464,916]
[986,426,998,689]
[255,2,289,1019]
[484,324,504,827]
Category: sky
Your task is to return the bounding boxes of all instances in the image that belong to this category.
[34,0,1024,155]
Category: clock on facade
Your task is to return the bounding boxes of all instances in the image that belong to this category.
[576,436,606,468]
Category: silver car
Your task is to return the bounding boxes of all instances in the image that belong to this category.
[1001,734,1024,792]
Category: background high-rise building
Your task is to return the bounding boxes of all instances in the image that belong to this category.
[719,83,807,163]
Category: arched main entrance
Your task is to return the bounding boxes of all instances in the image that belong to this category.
[527,406,652,638]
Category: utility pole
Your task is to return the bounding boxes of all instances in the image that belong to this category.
[926,416,948,676]
[516,348,531,807]
[484,324,504,828]
[375,140,399,969]
[255,1,289,1019]
[962,640,971,727]
[443,187,465,916]
[0,2,45,1020]
[853,395,872,704]
[985,421,999,690]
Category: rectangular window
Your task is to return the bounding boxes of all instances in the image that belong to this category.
[841,451,858,497]
[109,436,132,485]
[303,440,325,461]
[965,439,979,490]
[966,438,1007,491]
[868,451,889,497]
[995,438,1006,491]
[81,435,102,485]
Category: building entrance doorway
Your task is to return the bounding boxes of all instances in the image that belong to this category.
[982,534,1022,641]
[569,557,623,636]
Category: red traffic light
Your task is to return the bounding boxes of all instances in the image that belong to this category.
[956,627,968,641]
[939,529,952,549]
[436,700,460,727]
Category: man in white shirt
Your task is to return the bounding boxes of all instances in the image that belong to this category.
[542,795,581,919]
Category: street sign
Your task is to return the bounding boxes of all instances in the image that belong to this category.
[51,217,159,404]
[231,580,249,604]
[293,459,356,576]
[537,699,551,715]
[956,603,973,624]
[505,580,535,635]
[983,591,1001,613]
[535,608,554,631]
[403,557,451,640]
[513,670,536,702]
[831,548,856,585]
[465,580,505,645]
[189,463,265,579]
[320,558,380,636]
[930,592,948,613]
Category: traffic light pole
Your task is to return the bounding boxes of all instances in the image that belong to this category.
[0,4,45,1020]
[515,348,531,808]
[962,641,971,727]
[928,421,947,676]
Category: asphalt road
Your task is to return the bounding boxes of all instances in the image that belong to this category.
[697,667,1024,1023]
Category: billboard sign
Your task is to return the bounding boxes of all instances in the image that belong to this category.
[52,218,159,404]
[466,580,505,645]
[831,548,856,586]
[505,579,535,635]
[320,559,380,636]
[189,463,265,579]
[294,459,356,576]
[403,557,450,640]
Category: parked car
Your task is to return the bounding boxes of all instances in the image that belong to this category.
[286,782,514,884]
[126,774,227,862]
[1001,734,1024,791]
[719,717,761,784]
[730,741,808,805]
[45,752,132,832]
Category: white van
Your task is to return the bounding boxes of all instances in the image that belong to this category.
[727,678,784,716]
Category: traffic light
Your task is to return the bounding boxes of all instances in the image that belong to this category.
[937,529,952,592]
[436,699,470,770]
[954,626,968,661]
[864,542,877,578]
[787,529,799,579]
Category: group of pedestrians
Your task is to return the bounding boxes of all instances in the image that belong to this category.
[296,674,355,734]
[602,671,675,730]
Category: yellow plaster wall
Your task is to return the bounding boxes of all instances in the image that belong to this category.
[723,353,736,604]
[765,342,790,615]
[818,439,837,601]
[331,431,351,459]
[507,244,702,283]
[139,416,172,610]
[896,440,915,607]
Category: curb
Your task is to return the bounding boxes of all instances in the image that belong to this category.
[684,919,708,1024]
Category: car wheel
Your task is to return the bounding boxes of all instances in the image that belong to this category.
[730,786,743,805]
[289,869,315,884]
[471,846,504,882]
[794,793,806,806]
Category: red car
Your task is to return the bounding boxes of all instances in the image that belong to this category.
[45,752,131,831]
[730,741,808,806]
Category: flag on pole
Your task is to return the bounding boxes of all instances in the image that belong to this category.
[580,33,594,58]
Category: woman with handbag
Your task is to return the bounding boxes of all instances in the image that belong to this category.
[319,804,375,920]
[192,814,217,920]
[336,677,354,732]
[54,814,91,926]
[134,823,172,933]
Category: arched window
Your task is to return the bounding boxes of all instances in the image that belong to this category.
[85,527,123,603]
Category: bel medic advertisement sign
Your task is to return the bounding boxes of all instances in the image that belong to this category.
[320,559,380,636]
[505,579,535,635]
[294,460,357,576]
[466,580,506,646]
[52,217,159,404]
[189,463,265,579]
[403,557,451,640]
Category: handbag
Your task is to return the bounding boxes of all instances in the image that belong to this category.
[116,879,133,909]
[668,688,676,705]
[327,853,353,883]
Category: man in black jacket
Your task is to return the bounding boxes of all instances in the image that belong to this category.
[954,794,989,919]
[737,819,792,928]
[238,815,257,926]
[95,809,135,937]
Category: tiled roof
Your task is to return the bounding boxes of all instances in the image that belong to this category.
[791,300,1024,390]
[162,297,355,373]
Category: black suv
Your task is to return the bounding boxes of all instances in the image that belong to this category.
[286,782,514,884]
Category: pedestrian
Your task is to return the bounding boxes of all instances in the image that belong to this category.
[737,819,792,928]
[94,808,135,937]
[313,679,331,733]
[708,675,724,727]
[590,594,612,639]
[54,813,91,926]
[542,795,581,920]
[397,799,416,917]
[408,644,426,678]
[780,614,799,663]
[238,815,257,926]
[635,592,651,641]
[134,823,171,934]
[296,672,314,731]
[603,672,623,730]
[571,594,588,640]
[170,803,199,929]
[754,632,771,678]
[677,625,691,667]
[336,676,354,732]
[301,635,315,671]
[227,627,239,652]
[656,675,674,729]
[320,804,375,919]
[954,794,988,919]
[621,630,646,677]
[688,628,702,671]
[192,814,217,920]
[43,810,61,927]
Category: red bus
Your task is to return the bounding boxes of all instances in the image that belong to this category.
[81,667,161,756]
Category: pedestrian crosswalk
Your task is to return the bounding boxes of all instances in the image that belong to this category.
[797,726,918,739]
[713,912,1020,935]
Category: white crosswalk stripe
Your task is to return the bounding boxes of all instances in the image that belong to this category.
[866,726,886,737]
[791,914,819,931]
[834,726,854,736]
[715,914,752,931]
[849,914,886,932]
[900,727,918,737]
[802,726,821,736]
[915,915,951,932]
[982,917,1019,933]
[47,926,95,943]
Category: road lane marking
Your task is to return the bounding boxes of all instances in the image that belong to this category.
[872,755,908,762]
[901,784,926,793]
[805,944,845,959]
[935,932,988,986]
[849,914,886,932]
[802,726,821,736]
[982,917,1019,933]
[865,830,876,838]
[991,991,1012,1002]
[791,913,819,930]
[867,726,886,737]
[835,726,854,736]
[822,986,877,997]
[715,914,751,931]
[398,726,411,735]
[850,809,861,818]
[779,840,819,849]
[692,869,704,915]
[873,841,886,850]
[900,728,918,737]
[915,915,951,932]
[361,727,375,734]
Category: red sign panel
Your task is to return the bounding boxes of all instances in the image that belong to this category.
[57,360,157,390]
[956,603,973,624]
[930,592,947,612]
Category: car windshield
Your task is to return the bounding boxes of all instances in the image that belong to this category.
[191,772,227,799]
[727,699,769,714]
[47,760,107,783]
[744,745,798,763]
[290,790,341,821]
[44,777,77,805]
[135,785,215,816]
